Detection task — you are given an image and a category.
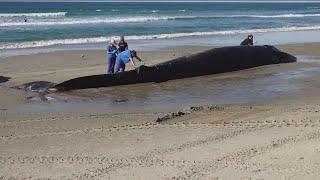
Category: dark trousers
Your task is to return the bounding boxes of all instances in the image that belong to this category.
[114,59,126,73]
[107,56,116,74]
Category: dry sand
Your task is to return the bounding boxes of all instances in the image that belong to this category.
[1,43,320,179]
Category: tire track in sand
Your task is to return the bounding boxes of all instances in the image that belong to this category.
[72,119,320,179]
[170,129,320,179]
[2,118,320,141]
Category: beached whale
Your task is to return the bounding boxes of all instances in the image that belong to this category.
[52,45,296,91]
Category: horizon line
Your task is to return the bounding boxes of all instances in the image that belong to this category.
[1,1,320,3]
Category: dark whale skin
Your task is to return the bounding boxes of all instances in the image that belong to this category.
[53,45,296,91]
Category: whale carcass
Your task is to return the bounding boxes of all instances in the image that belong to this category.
[52,45,296,91]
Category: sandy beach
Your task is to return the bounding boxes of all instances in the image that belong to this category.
[1,43,320,179]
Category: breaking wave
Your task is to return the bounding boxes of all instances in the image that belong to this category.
[0,16,196,27]
[1,25,320,50]
[2,13,320,27]
[230,13,320,18]
[0,12,67,17]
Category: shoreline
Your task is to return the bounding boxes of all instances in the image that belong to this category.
[2,29,320,58]
[2,42,320,61]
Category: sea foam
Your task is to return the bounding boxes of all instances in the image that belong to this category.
[230,13,320,18]
[0,16,195,27]
[2,13,320,27]
[1,25,320,50]
[0,12,67,17]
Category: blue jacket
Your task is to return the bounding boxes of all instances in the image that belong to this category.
[107,44,118,59]
[116,50,132,64]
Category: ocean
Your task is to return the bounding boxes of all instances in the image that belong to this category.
[1,2,320,52]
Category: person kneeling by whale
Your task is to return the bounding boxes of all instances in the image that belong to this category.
[114,50,142,73]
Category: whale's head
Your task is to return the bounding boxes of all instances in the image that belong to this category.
[277,51,297,63]
[265,45,297,64]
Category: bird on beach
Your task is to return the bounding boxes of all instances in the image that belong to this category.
[80,54,85,60]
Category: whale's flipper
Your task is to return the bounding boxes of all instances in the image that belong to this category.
[14,81,56,92]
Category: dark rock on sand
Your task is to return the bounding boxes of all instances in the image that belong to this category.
[156,105,225,123]
[0,76,10,84]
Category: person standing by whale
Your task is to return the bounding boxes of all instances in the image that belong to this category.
[106,39,118,74]
[118,35,128,53]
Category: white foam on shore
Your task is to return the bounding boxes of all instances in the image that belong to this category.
[1,25,320,50]
[0,12,67,17]
[0,16,195,27]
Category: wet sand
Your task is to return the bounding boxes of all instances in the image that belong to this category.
[1,43,320,179]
